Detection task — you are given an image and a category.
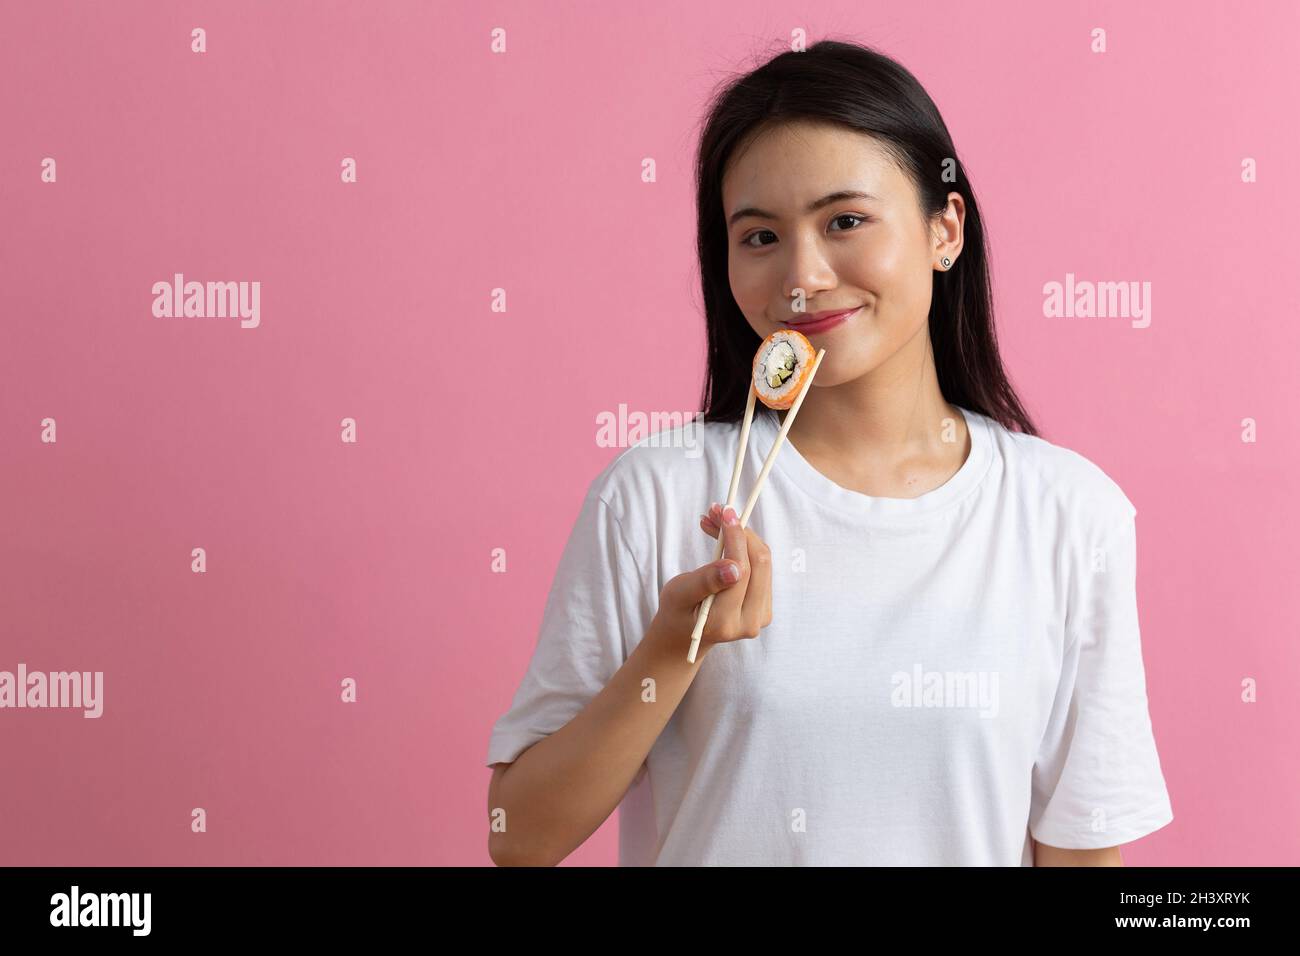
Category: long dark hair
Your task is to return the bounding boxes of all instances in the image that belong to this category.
[693,39,1037,437]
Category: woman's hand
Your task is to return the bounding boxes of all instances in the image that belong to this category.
[651,504,774,651]
[691,504,769,647]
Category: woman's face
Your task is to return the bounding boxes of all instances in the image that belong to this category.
[722,120,963,388]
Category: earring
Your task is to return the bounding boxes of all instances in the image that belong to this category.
[941,257,952,269]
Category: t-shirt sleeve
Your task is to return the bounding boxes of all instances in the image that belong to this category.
[1029,508,1175,850]
[485,479,655,770]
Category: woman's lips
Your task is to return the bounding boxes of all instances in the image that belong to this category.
[782,306,861,334]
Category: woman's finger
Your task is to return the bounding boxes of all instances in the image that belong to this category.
[701,502,728,536]
[707,506,750,633]
[741,528,772,629]
[706,509,771,624]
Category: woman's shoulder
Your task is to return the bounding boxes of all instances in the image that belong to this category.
[978,410,1137,531]
[585,414,743,524]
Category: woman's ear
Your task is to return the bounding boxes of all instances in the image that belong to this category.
[931,193,965,267]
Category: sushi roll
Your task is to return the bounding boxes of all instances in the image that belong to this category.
[752,329,817,409]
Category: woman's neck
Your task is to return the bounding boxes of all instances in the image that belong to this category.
[775,354,969,498]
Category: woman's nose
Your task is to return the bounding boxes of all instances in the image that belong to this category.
[782,239,836,303]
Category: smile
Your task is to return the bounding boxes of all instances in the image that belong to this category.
[782,306,861,334]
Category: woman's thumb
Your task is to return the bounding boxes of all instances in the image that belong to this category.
[667,560,741,610]
[706,559,742,593]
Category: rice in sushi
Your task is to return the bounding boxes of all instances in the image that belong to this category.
[752,329,816,409]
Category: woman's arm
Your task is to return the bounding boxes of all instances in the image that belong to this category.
[487,620,711,866]
[1034,840,1124,866]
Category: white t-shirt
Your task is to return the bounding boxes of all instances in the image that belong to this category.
[486,404,1174,865]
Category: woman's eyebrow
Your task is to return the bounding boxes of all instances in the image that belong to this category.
[727,189,879,227]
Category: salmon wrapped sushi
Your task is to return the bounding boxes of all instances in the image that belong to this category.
[752,329,816,409]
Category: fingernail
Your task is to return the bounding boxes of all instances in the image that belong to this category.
[723,506,738,526]
[719,562,740,583]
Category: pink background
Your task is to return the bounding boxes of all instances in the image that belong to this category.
[2,0,1297,866]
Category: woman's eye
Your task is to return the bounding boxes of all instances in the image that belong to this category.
[830,213,867,231]
[741,215,868,248]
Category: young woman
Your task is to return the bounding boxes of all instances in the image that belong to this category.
[486,40,1173,867]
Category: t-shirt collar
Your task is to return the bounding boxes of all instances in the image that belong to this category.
[757,403,993,523]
